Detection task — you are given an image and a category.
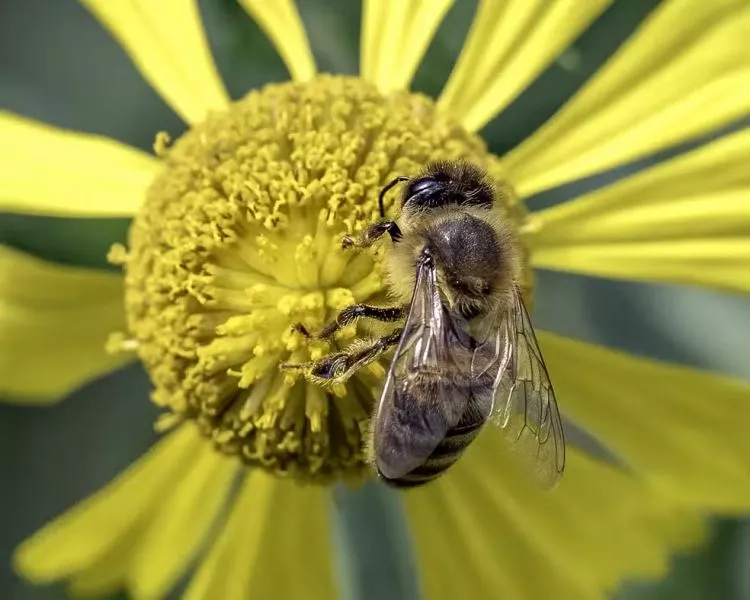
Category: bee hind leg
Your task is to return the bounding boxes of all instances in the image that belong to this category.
[294,304,404,340]
[281,328,403,385]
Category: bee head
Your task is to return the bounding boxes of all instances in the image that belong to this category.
[378,161,495,218]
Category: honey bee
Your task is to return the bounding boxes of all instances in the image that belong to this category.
[287,160,565,489]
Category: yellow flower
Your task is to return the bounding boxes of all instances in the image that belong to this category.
[2,0,749,598]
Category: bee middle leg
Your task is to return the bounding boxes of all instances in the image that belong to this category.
[294,304,405,339]
[283,328,403,385]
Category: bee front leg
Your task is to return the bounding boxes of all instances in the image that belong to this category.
[294,304,405,339]
[282,329,403,385]
[342,221,402,249]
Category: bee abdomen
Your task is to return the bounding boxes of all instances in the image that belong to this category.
[383,416,485,489]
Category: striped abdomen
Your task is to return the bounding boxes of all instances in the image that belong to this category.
[381,407,487,489]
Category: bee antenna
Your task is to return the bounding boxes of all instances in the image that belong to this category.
[378,176,411,218]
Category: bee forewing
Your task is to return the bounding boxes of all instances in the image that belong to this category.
[472,290,566,489]
[373,254,473,479]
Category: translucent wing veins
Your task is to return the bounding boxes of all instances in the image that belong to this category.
[476,289,566,488]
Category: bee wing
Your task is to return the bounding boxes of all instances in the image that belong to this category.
[373,255,474,479]
[471,289,566,488]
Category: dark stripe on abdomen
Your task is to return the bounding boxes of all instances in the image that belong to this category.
[382,418,485,489]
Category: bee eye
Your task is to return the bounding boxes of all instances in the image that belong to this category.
[404,178,439,206]
[408,178,436,196]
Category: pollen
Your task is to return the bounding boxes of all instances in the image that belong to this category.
[120,75,525,483]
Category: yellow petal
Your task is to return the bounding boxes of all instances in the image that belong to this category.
[238,0,316,82]
[503,0,750,197]
[81,0,229,125]
[0,246,128,403]
[0,111,158,217]
[67,541,133,598]
[405,440,704,599]
[185,473,335,600]
[67,445,232,597]
[14,426,202,584]
[526,129,750,294]
[244,478,335,599]
[438,0,611,132]
[361,0,455,92]
[183,473,272,600]
[539,331,750,510]
[128,447,238,600]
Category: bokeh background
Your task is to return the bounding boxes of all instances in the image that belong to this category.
[1,1,749,598]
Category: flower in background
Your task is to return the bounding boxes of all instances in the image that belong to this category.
[2,0,749,598]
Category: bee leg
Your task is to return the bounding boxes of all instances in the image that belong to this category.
[295,304,405,340]
[282,329,403,384]
[332,329,403,380]
[342,221,402,249]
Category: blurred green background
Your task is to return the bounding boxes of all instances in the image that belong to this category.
[1,1,749,598]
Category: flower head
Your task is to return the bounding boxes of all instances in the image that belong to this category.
[123,75,521,482]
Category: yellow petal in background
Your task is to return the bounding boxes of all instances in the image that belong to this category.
[82,0,229,125]
[503,0,750,197]
[14,426,203,588]
[0,111,158,217]
[184,473,273,600]
[185,473,335,600]
[239,0,316,82]
[539,331,750,510]
[406,438,703,599]
[128,447,239,600]
[67,538,134,598]
[361,0,455,92]
[526,129,750,294]
[438,0,610,132]
[242,478,335,599]
[0,246,129,403]
[67,437,236,599]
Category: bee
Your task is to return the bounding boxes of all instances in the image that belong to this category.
[287,160,565,489]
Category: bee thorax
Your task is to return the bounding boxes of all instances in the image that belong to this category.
[422,214,512,316]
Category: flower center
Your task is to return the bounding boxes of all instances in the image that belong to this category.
[118,75,527,484]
